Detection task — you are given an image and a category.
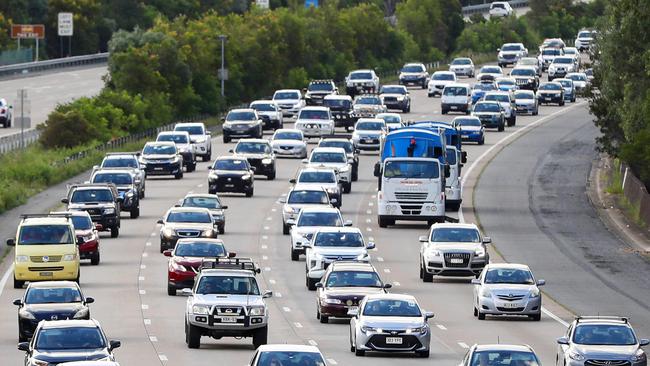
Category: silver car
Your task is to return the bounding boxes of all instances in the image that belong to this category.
[513,90,539,116]
[349,293,433,358]
[556,316,649,366]
[472,263,545,321]
[280,187,332,235]
[250,345,327,366]
[288,206,351,261]
[460,344,542,366]
[270,129,307,158]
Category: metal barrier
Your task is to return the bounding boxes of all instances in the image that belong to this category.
[0,130,41,154]
[0,52,109,79]
[462,0,529,16]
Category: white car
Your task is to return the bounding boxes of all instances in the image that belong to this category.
[345,69,380,97]
[303,147,352,193]
[288,206,351,261]
[489,1,513,17]
[539,47,564,71]
[516,57,542,76]
[483,91,516,126]
[174,122,212,161]
[294,106,334,138]
[351,118,387,151]
[441,83,472,115]
[563,47,581,68]
[0,98,12,128]
[272,89,305,117]
[476,65,504,82]
[575,29,596,51]
[250,100,284,130]
[291,167,342,208]
[376,112,403,131]
[548,56,577,81]
[270,129,307,158]
[398,62,429,88]
[156,131,196,172]
[498,43,528,68]
[513,89,539,115]
[250,345,328,366]
[448,57,475,77]
[428,71,457,97]
[566,72,589,93]
[281,186,332,234]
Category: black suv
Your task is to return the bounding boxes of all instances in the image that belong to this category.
[304,80,338,106]
[90,169,140,219]
[62,184,121,238]
[208,156,256,197]
[323,95,355,131]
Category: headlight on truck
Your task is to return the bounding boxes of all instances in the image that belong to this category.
[193,305,210,315]
[249,306,265,316]
[62,254,76,261]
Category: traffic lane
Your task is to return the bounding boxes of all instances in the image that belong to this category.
[0,66,106,137]
[475,104,650,336]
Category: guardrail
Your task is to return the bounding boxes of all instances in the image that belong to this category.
[462,0,529,16]
[0,130,41,154]
[0,52,109,78]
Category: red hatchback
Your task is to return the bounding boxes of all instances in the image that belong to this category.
[164,238,232,295]
[52,211,101,265]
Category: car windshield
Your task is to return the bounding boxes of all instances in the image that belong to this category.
[274,92,300,100]
[175,242,226,257]
[71,216,93,230]
[251,103,276,112]
[196,276,259,295]
[350,72,372,80]
[19,225,74,245]
[456,118,481,127]
[257,351,326,366]
[213,159,248,171]
[36,327,105,350]
[326,271,382,287]
[308,83,334,91]
[578,31,592,38]
[446,148,457,165]
[473,83,495,91]
[564,49,577,55]
[431,227,480,242]
[444,87,468,96]
[323,99,351,109]
[511,68,535,76]
[182,196,222,209]
[381,86,406,94]
[299,110,329,119]
[310,152,346,163]
[401,65,425,72]
[557,80,572,87]
[356,122,384,131]
[573,325,637,345]
[568,74,587,81]
[288,190,329,204]
[481,67,501,74]
[384,160,440,179]
[297,212,341,227]
[236,142,271,154]
[158,134,188,144]
[356,97,380,105]
[502,45,521,51]
[227,111,256,121]
[542,49,561,56]
[378,115,400,124]
[26,287,82,304]
[298,171,336,183]
[102,157,137,168]
[319,140,353,153]
[70,189,113,203]
[313,232,363,247]
[166,211,212,223]
[518,58,536,65]
[474,103,501,112]
[274,131,302,140]
[492,3,505,9]
[175,125,204,135]
[540,83,562,91]
[484,268,535,285]
[452,58,472,65]
[433,73,455,80]
[554,58,573,64]
[143,144,176,155]
[470,351,540,366]
[514,91,535,100]
[92,173,132,185]
[485,94,509,103]
[363,299,422,317]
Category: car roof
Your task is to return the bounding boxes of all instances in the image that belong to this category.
[274,89,301,93]
[298,206,341,214]
[444,83,471,88]
[452,57,472,61]
[433,71,455,75]
[512,66,537,71]
[330,261,377,272]
[350,69,374,73]
[299,167,336,174]
[21,216,73,226]
[40,319,99,329]
[485,263,531,271]
[50,210,92,218]
[229,108,256,113]
[183,193,220,200]
[485,91,510,96]
[175,122,205,127]
[175,238,225,246]
[237,138,270,144]
[315,226,361,234]
[94,169,133,176]
[250,100,277,105]
[167,207,212,214]
[146,141,175,147]
[365,293,416,301]
[27,280,80,289]
[104,154,137,159]
[200,268,255,277]
[300,106,329,112]
[158,131,189,136]
[319,138,351,144]
[431,222,479,230]
[381,84,406,89]
[474,344,534,353]
[323,95,352,101]
[376,112,401,118]
[311,147,347,154]
[274,128,302,134]
[573,317,632,326]
[356,118,385,123]
[257,344,322,353]
[403,62,425,67]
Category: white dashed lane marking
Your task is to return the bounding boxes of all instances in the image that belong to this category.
[283,307,291,312]
[294,322,303,328]
[269,279,276,284]
[139,290,146,295]
[383,269,391,273]
[436,324,447,330]
[149,336,158,342]
[458,342,469,349]
[141,304,149,310]
[144,319,151,325]
[308,339,318,346]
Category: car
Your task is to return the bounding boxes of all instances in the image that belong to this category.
[270,128,307,159]
[316,261,389,323]
[556,316,650,366]
[62,184,121,238]
[548,56,577,81]
[294,106,335,139]
[281,187,332,234]
[471,82,497,104]
[250,345,327,366]
[140,141,184,179]
[497,43,528,67]
[158,207,218,253]
[449,57,475,77]
[177,193,228,234]
[351,118,387,151]
[174,122,213,161]
[471,263,545,320]
[540,37,566,51]
[537,82,565,106]
[477,65,504,81]
[18,319,120,365]
[317,136,359,181]
[288,206,351,260]
[94,153,146,198]
[510,66,539,91]
[585,68,594,83]
[156,131,196,172]
[495,77,518,93]
[291,167,342,208]
[51,211,101,265]
[489,1,513,17]
[90,169,140,219]
[441,83,472,115]
[351,94,386,119]
[304,79,338,106]
[303,227,374,290]
[14,281,93,341]
[513,90,539,115]
[323,95,355,131]
[222,108,263,143]
[163,238,231,295]
[249,100,284,131]
[376,112,403,131]
[575,29,596,51]
[345,69,380,97]
[183,259,272,349]
[539,47,564,71]
[304,147,353,192]
[349,294,433,357]
[231,139,276,180]
[418,223,490,282]
[453,116,485,145]
[0,98,12,127]
[379,85,411,113]
[428,71,457,97]
[460,344,542,366]
[57,362,121,366]
[472,101,505,131]
[555,78,577,102]
[566,72,589,93]
[272,89,305,117]
[563,46,581,68]
[483,91,516,126]
[516,57,542,77]
[208,156,255,196]
[398,63,429,88]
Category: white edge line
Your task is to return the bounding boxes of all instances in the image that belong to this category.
[0,263,14,297]
[542,307,569,327]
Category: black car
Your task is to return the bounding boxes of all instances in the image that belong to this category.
[91,170,140,219]
[304,80,338,106]
[323,95,355,131]
[510,67,539,91]
[140,142,184,179]
[178,194,228,234]
[208,157,255,197]
[62,184,122,238]
[230,139,276,180]
[14,281,94,341]
[19,319,120,365]
[317,137,359,182]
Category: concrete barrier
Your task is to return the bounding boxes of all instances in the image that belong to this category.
[0,53,109,79]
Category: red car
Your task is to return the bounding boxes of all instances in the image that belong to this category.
[53,211,101,265]
[164,238,232,295]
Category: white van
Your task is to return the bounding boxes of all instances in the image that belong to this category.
[441,83,472,115]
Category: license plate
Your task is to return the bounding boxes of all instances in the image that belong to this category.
[451,106,458,109]
[225,184,235,188]
[154,167,163,170]
[386,337,403,345]
[450,258,464,264]
[501,302,521,308]
[348,306,358,312]
[39,272,53,277]
[220,316,237,323]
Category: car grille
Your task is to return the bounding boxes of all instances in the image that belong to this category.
[496,306,526,312]
[176,229,201,238]
[585,361,631,366]
[280,146,296,150]
[367,334,422,350]
[443,252,471,267]
[279,104,293,109]
[323,255,358,262]
[496,294,527,301]
[383,97,397,102]
[214,306,244,315]
[394,192,428,200]
[30,256,62,263]
[516,78,532,85]
[504,54,516,59]
[28,266,64,271]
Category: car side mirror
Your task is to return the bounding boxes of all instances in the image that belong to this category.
[174,204,181,207]
[262,290,273,298]
[278,198,286,203]
[556,336,569,345]
[220,116,225,122]
[639,339,650,347]
[13,299,22,306]
[301,159,308,164]
[461,151,468,164]
[471,278,481,285]
[17,342,29,352]
[497,48,501,52]
[220,205,228,209]
[366,242,376,250]
[228,149,234,153]
[181,288,193,296]
[286,219,296,226]
[482,237,492,244]
[85,297,95,304]
[536,279,546,286]
[373,162,381,177]
[6,238,15,246]
[61,198,69,204]
[315,282,323,288]
[207,165,213,170]
[157,219,164,225]
[250,166,257,173]
[109,340,121,350]
[419,236,428,243]
[383,283,392,289]
[289,179,296,184]
[228,252,236,258]
[163,249,173,257]
[424,311,435,320]
[343,220,353,227]
[92,165,99,170]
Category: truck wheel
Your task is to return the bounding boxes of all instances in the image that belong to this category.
[91,253,100,265]
[186,322,201,348]
[13,276,24,289]
[252,326,268,348]
[168,284,176,296]
[110,227,119,238]
[343,182,351,194]
[130,207,140,219]
[378,216,393,228]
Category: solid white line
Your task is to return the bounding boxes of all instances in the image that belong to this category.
[458,342,469,349]
[0,264,14,298]
[436,324,447,330]
[542,307,569,327]
[308,339,318,346]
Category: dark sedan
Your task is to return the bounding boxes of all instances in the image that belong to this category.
[208,157,255,197]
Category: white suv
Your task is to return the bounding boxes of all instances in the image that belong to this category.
[294,106,334,138]
[428,71,457,97]
[174,122,212,161]
[345,69,380,97]
[0,98,12,128]
[303,147,352,193]
[489,1,513,17]
[441,83,471,115]
[272,89,305,117]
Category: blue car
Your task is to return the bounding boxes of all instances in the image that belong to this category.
[471,82,496,104]
[555,78,576,103]
[453,116,485,145]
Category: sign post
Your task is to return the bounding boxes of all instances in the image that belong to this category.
[13,89,31,149]
[10,25,45,61]
[58,13,74,57]
[256,0,270,8]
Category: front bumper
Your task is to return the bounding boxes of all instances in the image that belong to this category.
[79,240,99,260]
[273,145,307,157]
[145,161,182,176]
[14,261,79,281]
[223,125,260,137]
[477,295,541,316]
[477,117,503,128]
[246,158,275,175]
[297,124,333,138]
[208,178,253,193]
[442,103,470,113]
[399,77,426,85]
[498,57,518,65]
[318,300,360,318]
[188,313,268,332]
[382,99,409,110]
[356,329,430,353]
[353,137,381,151]
[460,130,483,142]
[423,255,487,277]
[346,84,376,93]
[332,112,355,127]
[378,200,445,220]
[538,94,563,104]
[516,103,537,114]
[451,68,473,76]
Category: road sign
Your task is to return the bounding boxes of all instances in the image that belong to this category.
[218,68,229,81]
[256,0,270,8]
[11,24,45,39]
[305,0,318,7]
[58,13,74,36]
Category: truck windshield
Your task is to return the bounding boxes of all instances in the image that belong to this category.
[384,161,439,179]
[196,276,260,295]
[102,157,137,168]
[175,125,204,135]
[19,225,74,245]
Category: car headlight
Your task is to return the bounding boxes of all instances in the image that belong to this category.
[126,191,134,198]
[19,308,36,320]
[632,349,647,362]
[361,326,382,334]
[568,350,585,361]
[262,158,273,165]
[163,228,175,237]
[171,261,187,272]
[249,306,265,316]
[340,165,350,172]
[16,255,29,263]
[62,254,76,261]
[356,252,369,261]
[474,247,486,257]
[209,172,219,180]
[283,206,294,214]
[30,359,48,366]
[241,174,251,180]
[406,326,426,334]
[480,287,492,298]
[312,252,324,260]
[104,208,115,215]
[201,229,214,237]
[195,137,206,143]
[82,233,95,242]
[529,288,540,298]
[326,187,339,194]
[193,305,210,315]
[426,249,441,258]
[73,307,89,319]
[321,298,342,305]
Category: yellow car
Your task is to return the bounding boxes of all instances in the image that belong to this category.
[7,214,80,288]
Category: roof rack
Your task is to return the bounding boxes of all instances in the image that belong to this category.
[105,152,141,156]
[309,79,334,83]
[575,316,629,323]
[200,257,260,274]
[320,134,353,140]
[20,213,73,220]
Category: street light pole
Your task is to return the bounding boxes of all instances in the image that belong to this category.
[218,35,227,98]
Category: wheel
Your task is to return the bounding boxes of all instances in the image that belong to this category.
[419,260,424,279]
[130,207,140,219]
[223,135,231,143]
[187,163,196,172]
[175,172,183,179]
[478,310,486,320]
[13,276,24,289]
[252,326,268,348]
[110,227,119,238]
[167,284,176,296]
[306,277,317,291]
[378,216,389,228]
[571,97,576,103]
[186,323,201,349]
[441,109,447,115]
[160,241,166,253]
[559,100,565,106]
[283,223,290,235]
[218,225,225,235]
[352,168,358,182]
[533,109,539,116]
[416,350,430,358]
[474,307,478,317]
[245,188,254,197]
[355,349,365,357]
[291,249,299,261]
[140,189,145,199]
[428,93,433,98]
[422,266,433,283]
[498,123,505,132]
[478,136,485,145]
[530,312,542,321]
[342,182,351,194]
[267,170,276,180]
[320,314,329,324]
[90,253,100,265]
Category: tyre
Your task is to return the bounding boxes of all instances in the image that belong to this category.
[245,188,254,197]
[416,350,430,358]
[223,134,231,143]
[218,225,225,235]
[571,97,576,103]
[530,312,542,321]
[508,115,516,127]
[306,277,317,291]
[110,226,119,238]
[419,260,424,279]
[422,265,433,283]
[378,216,394,228]
[19,332,27,343]
[428,93,433,98]
[187,163,196,173]
[319,314,329,324]
[160,241,166,253]
[75,271,80,284]
[533,108,539,116]
[441,109,447,115]
[474,307,478,317]
[13,276,24,289]
[167,284,176,296]
[355,349,365,357]
[90,253,100,266]
[421,81,427,89]
[140,189,145,199]
[267,170,276,180]
[186,323,201,349]
[498,123,505,132]
[175,172,183,179]
[283,222,290,235]
[352,167,358,182]
[478,310,486,320]
[478,136,485,145]
[130,207,140,219]
[342,182,351,194]
[559,100,565,106]
[253,326,268,349]
[291,249,299,261]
